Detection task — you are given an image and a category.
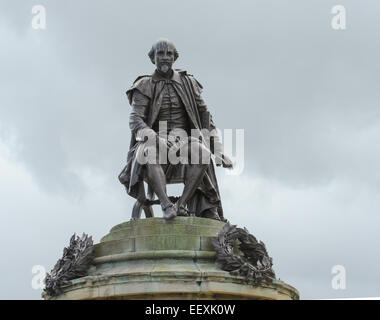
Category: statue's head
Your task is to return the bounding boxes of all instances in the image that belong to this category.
[148,38,179,74]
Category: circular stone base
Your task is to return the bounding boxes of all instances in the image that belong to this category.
[44,217,299,300]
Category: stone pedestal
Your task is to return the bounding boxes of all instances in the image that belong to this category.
[46,217,299,300]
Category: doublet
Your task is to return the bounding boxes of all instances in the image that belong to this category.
[153,80,190,136]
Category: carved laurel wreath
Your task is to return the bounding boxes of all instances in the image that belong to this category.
[44,233,94,297]
[211,223,275,284]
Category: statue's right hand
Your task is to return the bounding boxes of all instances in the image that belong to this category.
[136,128,157,143]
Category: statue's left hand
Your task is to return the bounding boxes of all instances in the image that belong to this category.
[217,154,234,169]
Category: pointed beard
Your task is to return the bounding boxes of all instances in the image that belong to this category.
[159,64,170,73]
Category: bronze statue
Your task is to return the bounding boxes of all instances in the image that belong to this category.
[119,39,233,221]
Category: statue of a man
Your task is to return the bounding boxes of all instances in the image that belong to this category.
[119,38,233,221]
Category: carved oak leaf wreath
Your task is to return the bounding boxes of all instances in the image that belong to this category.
[44,233,94,297]
[211,223,275,285]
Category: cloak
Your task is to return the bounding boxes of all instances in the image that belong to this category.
[119,69,224,219]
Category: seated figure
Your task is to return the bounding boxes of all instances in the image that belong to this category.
[119,38,233,221]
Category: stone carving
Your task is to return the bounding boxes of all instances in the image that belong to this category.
[44,233,94,297]
[212,223,275,284]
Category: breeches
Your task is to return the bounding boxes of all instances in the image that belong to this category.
[136,136,211,184]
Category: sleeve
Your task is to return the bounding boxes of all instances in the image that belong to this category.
[189,76,222,155]
[128,89,150,134]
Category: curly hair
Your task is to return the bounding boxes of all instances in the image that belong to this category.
[148,38,179,64]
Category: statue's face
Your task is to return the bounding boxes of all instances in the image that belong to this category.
[154,44,175,74]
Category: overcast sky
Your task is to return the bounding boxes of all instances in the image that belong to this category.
[1,0,380,299]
